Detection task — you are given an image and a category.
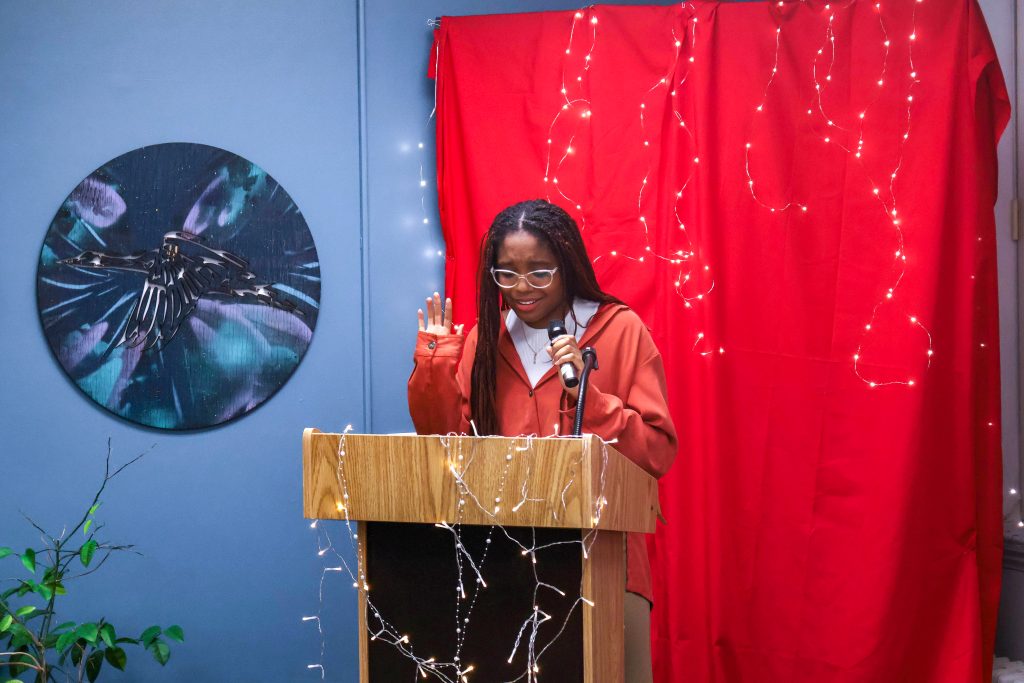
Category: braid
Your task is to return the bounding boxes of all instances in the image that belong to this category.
[469,199,620,435]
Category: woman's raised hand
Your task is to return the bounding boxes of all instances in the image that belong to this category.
[418,292,463,336]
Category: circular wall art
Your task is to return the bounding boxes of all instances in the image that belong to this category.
[37,142,320,430]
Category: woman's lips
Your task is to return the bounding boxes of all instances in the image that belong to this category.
[512,298,541,313]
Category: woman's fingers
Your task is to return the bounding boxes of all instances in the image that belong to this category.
[432,292,442,326]
[443,297,453,329]
[549,335,583,371]
[421,292,456,336]
[552,349,582,369]
[549,335,579,356]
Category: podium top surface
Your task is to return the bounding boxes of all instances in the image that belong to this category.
[302,431,658,533]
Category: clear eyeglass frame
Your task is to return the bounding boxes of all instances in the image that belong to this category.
[489,266,559,289]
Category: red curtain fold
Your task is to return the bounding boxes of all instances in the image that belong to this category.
[430,1,1010,681]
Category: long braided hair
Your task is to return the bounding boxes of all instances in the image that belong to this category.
[470,199,621,435]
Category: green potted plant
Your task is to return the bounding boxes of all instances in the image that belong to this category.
[0,442,183,682]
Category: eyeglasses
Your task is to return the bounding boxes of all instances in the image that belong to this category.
[490,267,559,289]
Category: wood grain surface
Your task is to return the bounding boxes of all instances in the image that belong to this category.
[303,430,657,533]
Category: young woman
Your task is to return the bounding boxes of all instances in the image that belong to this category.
[408,198,677,681]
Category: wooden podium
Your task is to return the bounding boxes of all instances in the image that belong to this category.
[303,430,658,683]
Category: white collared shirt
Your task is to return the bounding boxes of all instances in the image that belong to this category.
[505,298,600,388]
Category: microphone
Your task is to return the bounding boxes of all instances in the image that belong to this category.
[547,320,579,389]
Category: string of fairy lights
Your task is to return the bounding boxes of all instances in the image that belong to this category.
[542,5,723,357]
[747,0,933,386]
[542,9,599,227]
[630,4,719,356]
[538,2,937,383]
[305,427,612,681]
[802,0,932,388]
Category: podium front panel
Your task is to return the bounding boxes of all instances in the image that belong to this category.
[363,522,585,681]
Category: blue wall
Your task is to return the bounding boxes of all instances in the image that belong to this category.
[0,1,646,681]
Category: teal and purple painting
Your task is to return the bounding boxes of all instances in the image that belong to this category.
[37,143,320,430]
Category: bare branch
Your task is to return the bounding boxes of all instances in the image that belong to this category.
[20,512,51,541]
[65,440,156,541]
[64,546,139,581]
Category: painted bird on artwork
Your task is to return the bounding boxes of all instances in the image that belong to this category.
[60,230,302,350]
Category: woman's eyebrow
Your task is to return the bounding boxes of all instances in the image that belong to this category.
[494,259,556,269]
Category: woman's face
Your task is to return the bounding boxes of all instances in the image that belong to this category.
[495,230,568,329]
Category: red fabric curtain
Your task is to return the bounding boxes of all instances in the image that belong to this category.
[430,2,1010,680]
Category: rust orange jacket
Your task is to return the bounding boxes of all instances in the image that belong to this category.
[407,303,677,602]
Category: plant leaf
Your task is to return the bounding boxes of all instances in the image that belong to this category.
[85,649,103,682]
[163,625,184,642]
[56,630,77,652]
[88,502,101,516]
[0,547,13,559]
[0,615,12,632]
[83,519,92,535]
[99,623,115,648]
[14,607,34,618]
[105,646,127,671]
[19,550,34,574]
[140,625,161,646]
[80,540,98,568]
[77,623,99,643]
[70,641,85,667]
[9,624,31,649]
[53,621,76,632]
[151,640,170,665]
